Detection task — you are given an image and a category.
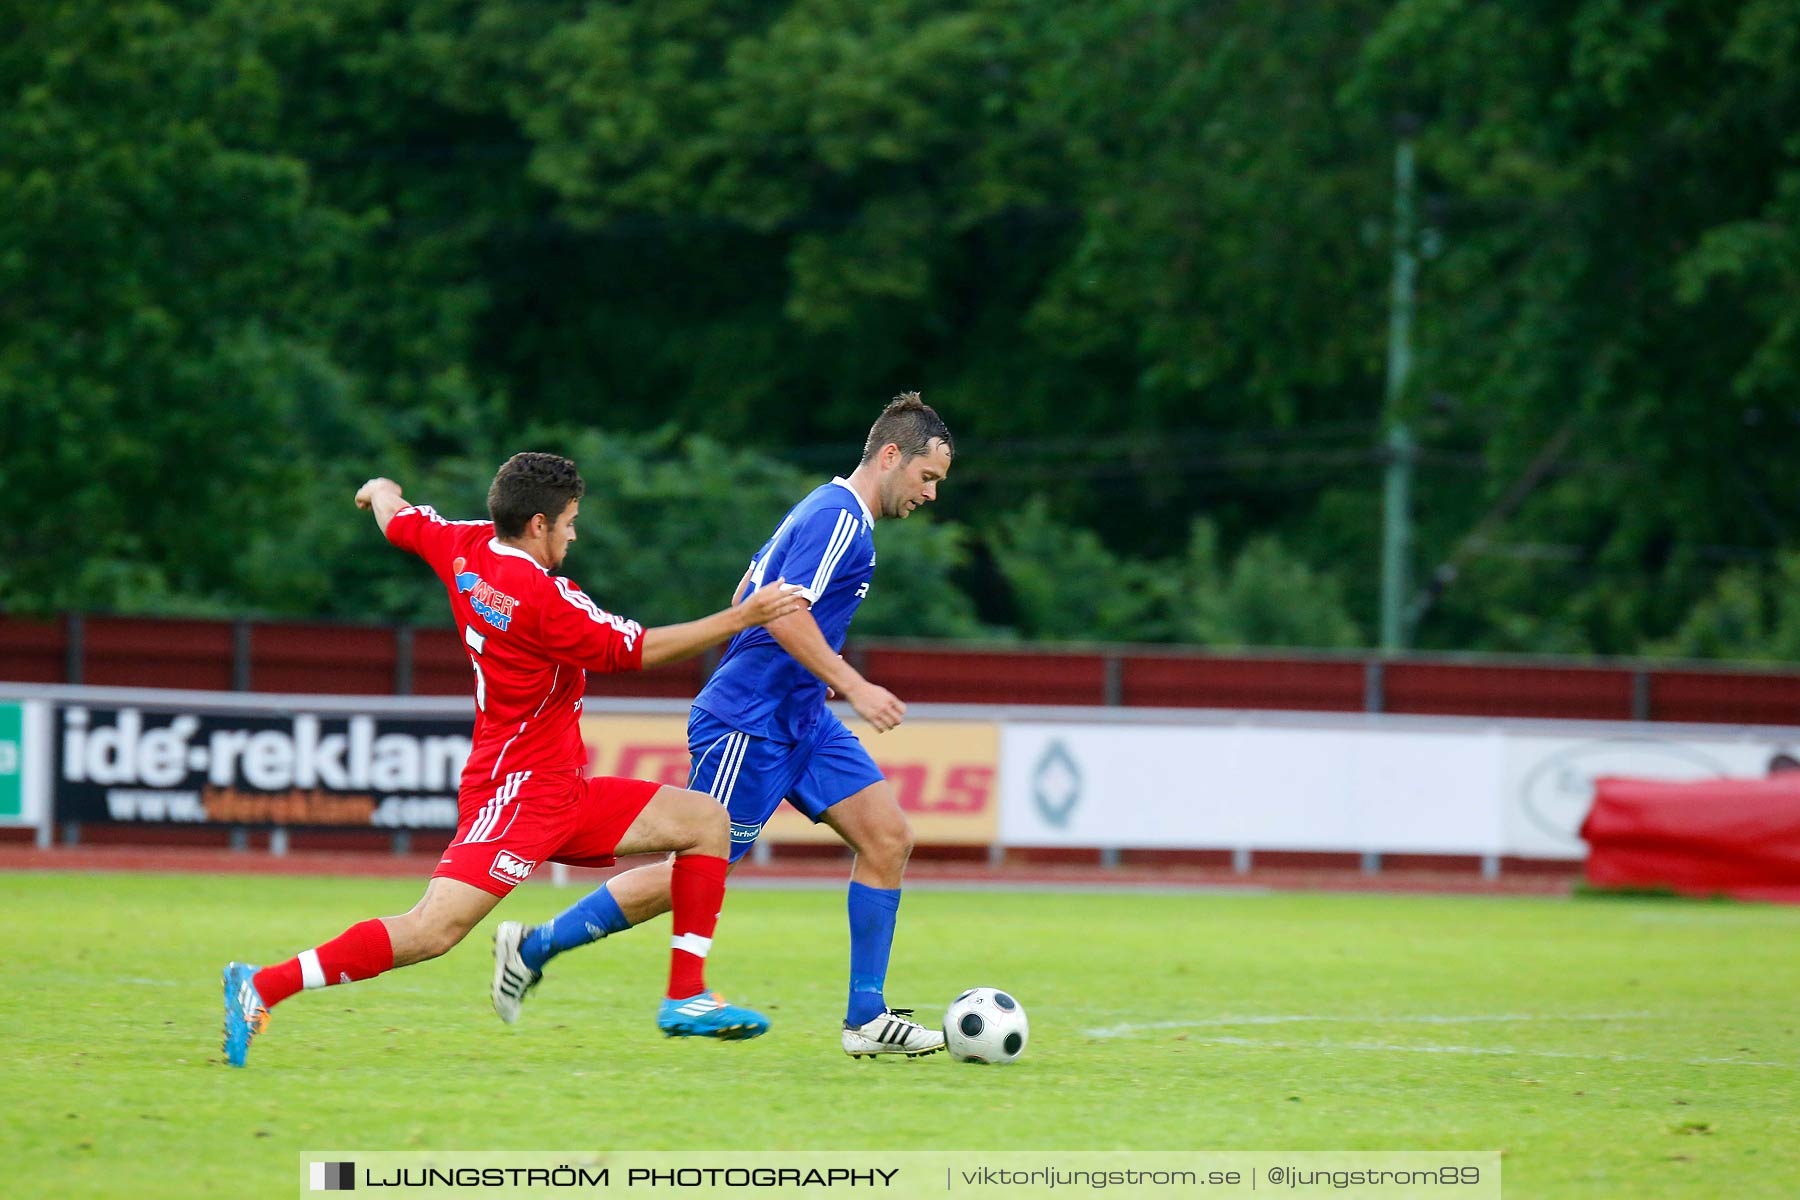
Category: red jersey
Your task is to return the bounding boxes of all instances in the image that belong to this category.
[386,505,645,787]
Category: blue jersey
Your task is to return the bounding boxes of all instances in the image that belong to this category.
[693,477,876,742]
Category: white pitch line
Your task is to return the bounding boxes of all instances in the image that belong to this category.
[1161,1034,1794,1070]
[1084,1013,1653,1038]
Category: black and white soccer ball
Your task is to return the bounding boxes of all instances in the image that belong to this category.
[942,987,1029,1064]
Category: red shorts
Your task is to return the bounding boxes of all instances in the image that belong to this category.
[435,770,660,897]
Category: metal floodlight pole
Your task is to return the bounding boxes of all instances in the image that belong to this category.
[1380,133,1419,652]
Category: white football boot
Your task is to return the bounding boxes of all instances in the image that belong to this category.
[841,1008,947,1059]
[491,920,541,1025]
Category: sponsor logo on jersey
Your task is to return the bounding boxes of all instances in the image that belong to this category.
[489,849,537,884]
[452,556,519,631]
[729,821,763,844]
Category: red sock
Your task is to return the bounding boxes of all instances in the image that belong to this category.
[667,854,728,999]
[253,919,395,1008]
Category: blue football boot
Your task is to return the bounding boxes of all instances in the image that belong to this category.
[657,992,770,1040]
[221,962,269,1067]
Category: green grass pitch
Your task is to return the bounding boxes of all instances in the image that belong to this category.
[5,872,1798,1198]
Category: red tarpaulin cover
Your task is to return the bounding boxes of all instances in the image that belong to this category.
[1581,775,1800,902]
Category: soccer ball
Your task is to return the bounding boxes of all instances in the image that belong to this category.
[942,987,1029,1064]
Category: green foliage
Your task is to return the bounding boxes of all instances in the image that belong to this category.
[1025,0,1390,424]
[1158,521,1364,649]
[7,0,1800,660]
[0,0,367,614]
[1658,553,1800,663]
[987,497,1162,641]
[989,500,1362,648]
[1348,0,1800,657]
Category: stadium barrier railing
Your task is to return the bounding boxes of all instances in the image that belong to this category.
[7,611,1800,722]
[4,681,1798,882]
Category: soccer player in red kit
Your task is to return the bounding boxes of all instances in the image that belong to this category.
[221,452,807,1066]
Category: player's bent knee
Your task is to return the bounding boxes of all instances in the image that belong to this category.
[856,812,914,869]
[672,787,729,855]
[386,910,468,965]
[677,787,727,830]
[424,915,474,960]
[883,818,917,865]
[694,804,730,856]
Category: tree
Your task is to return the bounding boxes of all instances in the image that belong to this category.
[9,0,1800,665]
[987,501,1362,648]
[1350,0,1800,655]
[0,0,367,615]
[1660,553,1800,663]
[1157,520,1364,649]
[986,496,1162,641]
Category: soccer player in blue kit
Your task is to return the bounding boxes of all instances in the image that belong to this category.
[493,393,954,1057]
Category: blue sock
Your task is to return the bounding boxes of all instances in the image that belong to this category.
[845,882,902,1027]
[520,884,632,973]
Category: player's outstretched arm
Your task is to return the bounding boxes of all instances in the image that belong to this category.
[354,477,410,536]
[763,607,907,733]
[638,579,807,669]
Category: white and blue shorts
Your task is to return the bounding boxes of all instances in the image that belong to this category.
[686,707,885,862]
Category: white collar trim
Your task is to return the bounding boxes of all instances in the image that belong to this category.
[831,476,875,525]
[488,538,548,572]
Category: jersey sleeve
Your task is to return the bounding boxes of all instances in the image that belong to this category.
[537,576,647,674]
[385,505,480,577]
[774,506,869,604]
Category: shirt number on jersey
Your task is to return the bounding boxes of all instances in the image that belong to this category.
[854,582,870,599]
[464,625,488,712]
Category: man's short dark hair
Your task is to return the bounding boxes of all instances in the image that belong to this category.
[860,391,954,464]
[487,452,585,538]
